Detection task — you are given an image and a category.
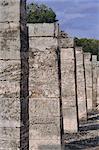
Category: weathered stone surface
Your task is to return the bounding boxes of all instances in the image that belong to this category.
[92,55,97,108]
[76,47,87,120]
[29,50,58,84]
[61,48,78,133]
[29,139,61,150]
[29,117,60,140]
[0,26,20,59]
[28,23,58,37]
[60,48,74,60]
[0,0,20,22]
[0,127,20,139]
[0,0,27,149]
[62,97,76,108]
[0,60,20,81]
[97,61,99,109]
[29,98,60,117]
[29,83,59,98]
[29,23,61,149]
[84,53,92,110]
[29,50,59,98]
[0,81,20,98]
[29,37,57,52]
[0,139,20,150]
[0,98,20,127]
[62,107,78,133]
[60,37,74,48]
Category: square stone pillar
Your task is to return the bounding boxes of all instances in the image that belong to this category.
[75,47,87,120]
[92,55,97,108]
[0,0,21,149]
[0,0,29,149]
[61,48,78,133]
[96,61,99,110]
[28,23,62,150]
[84,53,92,110]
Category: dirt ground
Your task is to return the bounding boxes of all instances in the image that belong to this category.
[63,109,99,150]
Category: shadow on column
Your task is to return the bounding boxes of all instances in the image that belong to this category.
[56,24,64,149]
[20,25,29,150]
[20,1,29,149]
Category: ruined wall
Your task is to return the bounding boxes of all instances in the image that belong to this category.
[75,47,87,120]
[0,0,21,149]
[28,23,62,150]
[61,40,79,132]
[84,53,92,110]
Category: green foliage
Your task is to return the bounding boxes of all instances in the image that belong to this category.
[27,3,57,23]
[74,37,99,55]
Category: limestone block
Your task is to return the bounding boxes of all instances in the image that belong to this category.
[62,97,78,132]
[29,115,61,149]
[29,83,59,98]
[29,117,60,140]
[84,53,92,110]
[0,139,20,150]
[62,97,76,108]
[29,50,58,84]
[0,98,20,127]
[0,22,20,36]
[29,37,57,52]
[0,127,20,139]
[29,98,60,117]
[29,139,61,150]
[62,81,75,97]
[0,60,20,81]
[61,48,74,60]
[0,81,20,98]
[0,31,20,59]
[28,23,58,37]
[63,107,78,133]
[60,37,74,48]
[0,0,20,22]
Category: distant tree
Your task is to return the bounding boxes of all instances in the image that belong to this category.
[74,37,99,55]
[27,3,57,23]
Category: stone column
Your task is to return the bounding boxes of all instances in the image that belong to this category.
[28,23,62,150]
[0,0,29,149]
[97,61,99,110]
[84,53,92,110]
[0,0,21,149]
[61,37,79,132]
[75,47,87,120]
[92,55,97,108]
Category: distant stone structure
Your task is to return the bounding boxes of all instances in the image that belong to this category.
[92,55,97,108]
[60,42,79,132]
[84,53,92,110]
[97,61,99,109]
[75,47,87,120]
